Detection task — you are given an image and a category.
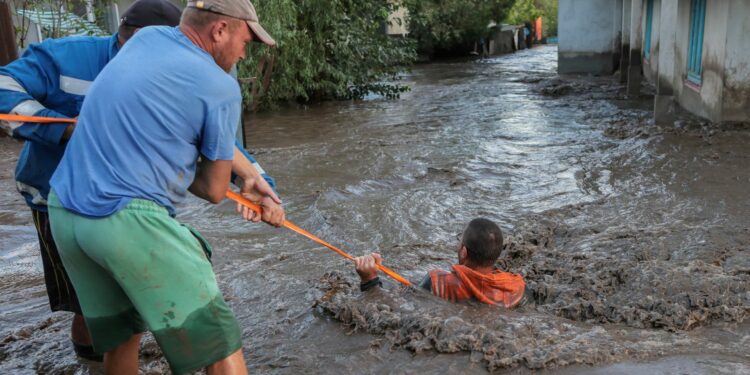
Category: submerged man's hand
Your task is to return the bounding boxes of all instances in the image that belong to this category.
[354,253,381,282]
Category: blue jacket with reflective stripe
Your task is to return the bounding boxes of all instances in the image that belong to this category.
[0,34,275,211]
[0,35,118,211]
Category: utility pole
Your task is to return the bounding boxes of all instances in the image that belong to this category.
[0,1,18,66]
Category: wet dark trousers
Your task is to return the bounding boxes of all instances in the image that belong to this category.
[32,208,82,314]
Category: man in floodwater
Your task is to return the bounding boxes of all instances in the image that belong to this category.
[354,218,526,307]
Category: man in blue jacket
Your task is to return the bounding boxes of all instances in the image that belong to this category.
[0,0,182,360]
[0,0,281,360]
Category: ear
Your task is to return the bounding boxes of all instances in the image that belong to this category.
[459,246,468,261]
[210,20,230,43]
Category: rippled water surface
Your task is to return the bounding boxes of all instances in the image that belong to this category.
[1,46,748,374]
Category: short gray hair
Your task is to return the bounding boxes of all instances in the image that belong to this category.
[180,7,242,30]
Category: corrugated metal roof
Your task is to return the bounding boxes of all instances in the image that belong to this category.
[16,9,105,37]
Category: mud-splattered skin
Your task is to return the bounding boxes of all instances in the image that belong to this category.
[1,46,748,373]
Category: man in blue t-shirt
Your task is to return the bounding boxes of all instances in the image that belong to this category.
[48,0,280,372]
[0,0,182,360]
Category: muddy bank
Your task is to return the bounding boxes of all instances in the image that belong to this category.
[315,272,749,372]
[508,200,748,331]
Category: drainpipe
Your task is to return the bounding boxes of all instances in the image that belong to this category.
[0,1,18,65]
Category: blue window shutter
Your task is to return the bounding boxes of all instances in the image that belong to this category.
[644,0,654,59]
[687,0,706,84]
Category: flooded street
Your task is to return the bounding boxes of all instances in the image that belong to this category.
[1,45,749,373]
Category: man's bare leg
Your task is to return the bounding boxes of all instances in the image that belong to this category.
[104,333,142,375]
[207,349,247,375]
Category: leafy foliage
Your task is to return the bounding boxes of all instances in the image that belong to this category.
[403,0,515,58]
[11,0,106,48]
[505,0,558,37]
[238,0,416,110]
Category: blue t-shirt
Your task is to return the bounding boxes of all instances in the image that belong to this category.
[51,26,239,217]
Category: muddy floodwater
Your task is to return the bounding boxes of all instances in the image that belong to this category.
[1,46,749,374]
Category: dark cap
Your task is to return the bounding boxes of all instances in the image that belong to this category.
[186,0,276,47]
[120,0,182,28]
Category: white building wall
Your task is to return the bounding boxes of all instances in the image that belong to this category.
[621,0,632,44]
[558,0,619,74]
[626,0,644,94]
[643,0,661,82]
[629,0,643,49]
[612,0,623,69]
[559,0,749,122]
[655,0,678,90]
[652,0,748,123]
[722,0,750,121]
[671,0,691,97]
[696,1,729,122]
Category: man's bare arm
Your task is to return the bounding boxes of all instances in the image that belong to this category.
[189,157,232,204]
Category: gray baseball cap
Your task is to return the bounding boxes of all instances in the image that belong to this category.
[186,0,276,47]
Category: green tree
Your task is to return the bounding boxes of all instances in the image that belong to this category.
[538,0,557,37]
[238,0,416,110]
[505,0,557,37]
[404,0,515,58]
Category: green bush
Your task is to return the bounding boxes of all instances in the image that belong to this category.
[238,0,416,110]
[505,0,557,37]
[403,0,515,58]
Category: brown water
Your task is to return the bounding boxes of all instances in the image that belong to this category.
[1,46,748,374]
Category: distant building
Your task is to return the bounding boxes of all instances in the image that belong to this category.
[557,1,623,75]
[385,3,409,36]
[488,24,522,55]
[558,0,750,123]
[3,0,182,55]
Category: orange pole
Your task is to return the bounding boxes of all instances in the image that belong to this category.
[0,114,76,123]
[226,191,412,286]
[1,113,413,287]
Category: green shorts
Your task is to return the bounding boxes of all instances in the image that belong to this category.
[48,191,241,374]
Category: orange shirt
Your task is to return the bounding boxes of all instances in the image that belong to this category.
[429,265,525,307]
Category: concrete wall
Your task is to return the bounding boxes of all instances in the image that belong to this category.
[626,0,644,94]
[621,0,632,45]
[655,0,677,92]
[612,0,623,71]
[642,0,661,83]
[721,0,750,121]
[697,1,729,122]
[644,0,750,123]
[659,0,727,122]
[489,28,516,55]
[619,0,632,81]
[563,0,749,123]
[558,0,619,74]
